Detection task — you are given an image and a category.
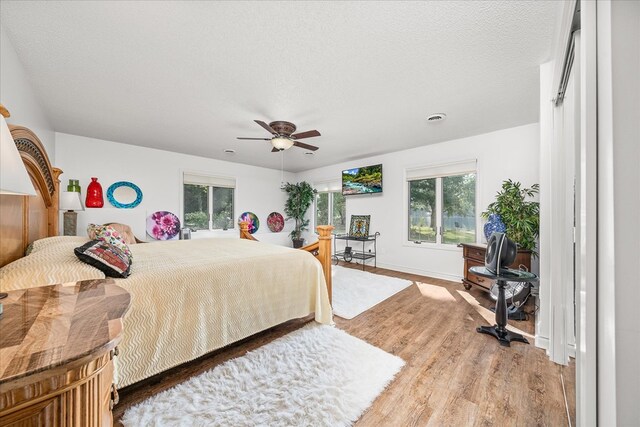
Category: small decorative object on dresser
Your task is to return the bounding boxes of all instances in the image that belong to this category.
[483,213,506,240]
[60,191,84,236]
[85,177,105,208]
[0,280,130,426]
[460,242,531,291]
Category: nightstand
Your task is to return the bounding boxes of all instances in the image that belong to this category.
[0,279,130,426]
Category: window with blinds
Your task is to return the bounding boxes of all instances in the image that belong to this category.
[183,172,235,230]
[406,160,477,245]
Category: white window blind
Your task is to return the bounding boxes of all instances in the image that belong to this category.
[314,179,341,192]
[406,159,477,181]
[183,172,236,188]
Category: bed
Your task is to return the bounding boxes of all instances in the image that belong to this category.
[0,110,334,388]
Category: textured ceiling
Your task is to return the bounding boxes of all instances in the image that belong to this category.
[0,1,560,172]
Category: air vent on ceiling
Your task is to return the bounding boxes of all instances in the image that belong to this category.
[427,113,447,122]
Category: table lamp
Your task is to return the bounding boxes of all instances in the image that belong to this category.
[60,191,84,236]
[0,104,37,308]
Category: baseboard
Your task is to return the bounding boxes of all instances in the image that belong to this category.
[535,335,550,351]
[374,262,461,283]
[534,336,576,360]
[567,343,576,359]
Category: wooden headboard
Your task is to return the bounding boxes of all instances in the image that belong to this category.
[0,125,62,267]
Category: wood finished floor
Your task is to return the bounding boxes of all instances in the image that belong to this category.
[114,262,575,426]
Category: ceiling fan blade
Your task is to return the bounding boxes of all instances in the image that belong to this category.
[293,141,319,151]
[255,120,278,135]
[272,147,280,152]
[237,137,271,140]
[291,130,321,139]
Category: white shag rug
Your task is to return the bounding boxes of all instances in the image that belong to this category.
[122,323,404,427]
[332,265,413,319]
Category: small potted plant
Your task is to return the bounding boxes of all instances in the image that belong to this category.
[482,180,540,256]
[283,181,316,248]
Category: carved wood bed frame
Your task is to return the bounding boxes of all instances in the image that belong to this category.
[0,111,62,267]
[239,222,334,304]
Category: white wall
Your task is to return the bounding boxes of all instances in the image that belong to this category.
[0,27,55,157]
[55,133,296,245]
[297,123,540,281]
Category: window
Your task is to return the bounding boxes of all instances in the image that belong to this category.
[442,174,476,244]
[408,178,436,243]
[315,190,346,234]
[183,173,235,230]
[407,161,476,245]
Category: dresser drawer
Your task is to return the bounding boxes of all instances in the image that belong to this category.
[465,259,493,290]
[463,245,486,263]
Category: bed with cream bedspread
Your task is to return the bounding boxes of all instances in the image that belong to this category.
[0,237,333,388]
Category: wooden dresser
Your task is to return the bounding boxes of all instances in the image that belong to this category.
[0,280,130,427]
[460,243,532,292]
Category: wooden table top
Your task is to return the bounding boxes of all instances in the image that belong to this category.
[0,279,130,385]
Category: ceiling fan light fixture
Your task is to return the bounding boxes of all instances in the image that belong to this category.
[271,137,294,150]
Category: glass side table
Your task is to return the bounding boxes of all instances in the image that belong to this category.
[469,266,538,347]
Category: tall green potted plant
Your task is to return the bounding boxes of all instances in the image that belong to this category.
[482,180,540,255]
[283,181,317,248]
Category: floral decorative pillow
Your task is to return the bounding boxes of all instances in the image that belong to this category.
[87,224,133,259]
[75,240,132,278]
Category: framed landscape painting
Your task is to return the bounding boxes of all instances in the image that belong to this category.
[342,164,383,195]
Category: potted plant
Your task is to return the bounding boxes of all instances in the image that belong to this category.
[482,180,540,255]
[283,181,317,248]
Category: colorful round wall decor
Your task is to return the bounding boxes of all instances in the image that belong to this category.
[107,181,143,209]
[238,211,259,234]
[267,212,285,232]
[146,211,181,240]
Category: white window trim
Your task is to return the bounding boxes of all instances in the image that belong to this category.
[404,160,478,248]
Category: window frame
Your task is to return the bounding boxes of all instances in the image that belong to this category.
[181,171,236,231]
[404,162,478,249]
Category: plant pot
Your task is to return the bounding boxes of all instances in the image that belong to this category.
[292,238,305,249]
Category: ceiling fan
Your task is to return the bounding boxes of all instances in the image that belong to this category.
[237,120,321,152]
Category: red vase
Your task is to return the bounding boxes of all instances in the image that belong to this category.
[85,177,104,208]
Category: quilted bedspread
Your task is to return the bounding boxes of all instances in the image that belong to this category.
[113,238,332,387]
